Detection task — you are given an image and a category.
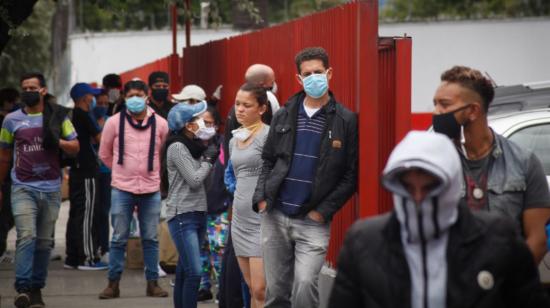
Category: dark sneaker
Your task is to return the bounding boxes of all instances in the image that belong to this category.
[78,261,108,271]
[14,292,30,308]
[29,288,45,308]
[197,289,213,302]
[63,262,78,270]
[49,253,62,261]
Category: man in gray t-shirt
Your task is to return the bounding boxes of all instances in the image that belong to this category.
[432,65,550,264]
[461,147,550,215]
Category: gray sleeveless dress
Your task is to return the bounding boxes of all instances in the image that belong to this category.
[229,125,269,257]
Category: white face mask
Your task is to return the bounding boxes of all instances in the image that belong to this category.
[231,127,252,142]
[108,89,121,102]
[194,118,216,141]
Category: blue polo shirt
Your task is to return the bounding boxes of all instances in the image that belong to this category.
[276,101,326,216]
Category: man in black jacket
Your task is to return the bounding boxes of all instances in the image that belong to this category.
[329,131,550,308]
[252,47,358,308]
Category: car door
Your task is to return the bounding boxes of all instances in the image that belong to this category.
[505,121,550,284]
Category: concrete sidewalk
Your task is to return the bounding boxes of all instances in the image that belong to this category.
[0,201,217,308]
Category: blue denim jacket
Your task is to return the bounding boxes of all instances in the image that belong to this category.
[461,133,532,233]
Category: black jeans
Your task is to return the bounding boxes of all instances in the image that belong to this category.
[218,225,244,308]
[65,169,99,266]
[95,172,112,255]
[0,181,13,256]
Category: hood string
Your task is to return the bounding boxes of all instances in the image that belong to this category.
[415,201,429,308]
[432,197,440,239]
[118,110,157,172]
[402,196,412,243]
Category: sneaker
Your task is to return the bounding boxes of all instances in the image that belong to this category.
[145,264,167,277]
[0,250,14,264]
[170,279,175,287]
[50,253,62,261]
[29,288,45,308]
[197,289,213,302]
[158,264,167,278]
[63,263,78,270]
[78,261,108,271]
[14,292,30,308]
[100,252,110,264]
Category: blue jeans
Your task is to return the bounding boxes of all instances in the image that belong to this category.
[11,186,61,292]
[108,188,161,281]
[168,211,206,308]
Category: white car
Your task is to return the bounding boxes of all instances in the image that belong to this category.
[488,81,550,284]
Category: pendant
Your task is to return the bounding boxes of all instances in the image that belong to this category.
[473,187,484,200]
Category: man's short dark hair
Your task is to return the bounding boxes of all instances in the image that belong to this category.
[20,72,46,87]
[0,87,20,105]
[148,71,169,86]
[102,73,122,88]
[441,66,494,112]
[124,80,148,94]
[295,47,329,74]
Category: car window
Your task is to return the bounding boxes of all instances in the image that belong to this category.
[508,123,550,175]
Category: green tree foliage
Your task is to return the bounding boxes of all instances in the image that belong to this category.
[381,0,550,21]
[75,0,348,31]
[76,0,173,31]
[0,0,55,88]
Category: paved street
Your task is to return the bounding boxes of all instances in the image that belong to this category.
[0,201,217,308]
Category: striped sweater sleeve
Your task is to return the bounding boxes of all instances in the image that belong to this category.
[168,142,212,189]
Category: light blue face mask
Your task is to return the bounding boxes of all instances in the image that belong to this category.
[301,73,329,99]
[126,96,146,114]
[90,96,97,110]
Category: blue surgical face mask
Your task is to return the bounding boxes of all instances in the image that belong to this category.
[301,73,329,99]
[93,106,108,119]
[126,96,146,114]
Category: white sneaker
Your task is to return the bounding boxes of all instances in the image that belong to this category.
[100,252,109,264]
[144,264,167,277]
[158,264,167,277]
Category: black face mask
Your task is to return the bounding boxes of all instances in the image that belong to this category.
[151,88,169,102]
[21,91,41,107]
[432,104,471,140]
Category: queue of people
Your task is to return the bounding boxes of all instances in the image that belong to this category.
[0,46,549,308]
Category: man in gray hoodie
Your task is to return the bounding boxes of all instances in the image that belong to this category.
[329,131,549,308]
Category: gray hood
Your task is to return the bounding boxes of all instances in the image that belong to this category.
[382,131,462,243]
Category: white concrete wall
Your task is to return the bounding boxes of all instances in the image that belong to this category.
[61,28,240,106]
[379,18,550,112]
[69,28,240,84]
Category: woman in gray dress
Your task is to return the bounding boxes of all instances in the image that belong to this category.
[229,83,270,308]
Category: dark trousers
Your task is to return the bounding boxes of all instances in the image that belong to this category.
[0,181,13,256]
[95,172,111,255]
[218,226,245,308]
[65,169,98,266]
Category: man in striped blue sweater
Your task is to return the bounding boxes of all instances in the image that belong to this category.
[253,47,358,308]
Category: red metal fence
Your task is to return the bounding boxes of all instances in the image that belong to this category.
[119,0,412,265]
